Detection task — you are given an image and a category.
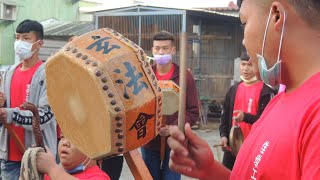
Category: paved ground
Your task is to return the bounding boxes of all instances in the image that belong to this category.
[119,119,223,180]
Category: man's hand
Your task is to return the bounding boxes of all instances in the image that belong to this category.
[0,92,6,107]
[159,125,170,137]
[233,110,244,122]
[167,123,215,179]
[220,136,228,152]
[36,147,58,174]
[0,108,7,123]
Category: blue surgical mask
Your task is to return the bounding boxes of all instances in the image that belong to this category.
[64,158,91,174]
[153,54,172,65]
[257,8,286,88]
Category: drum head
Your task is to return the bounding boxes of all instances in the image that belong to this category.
[158,80,179,115]
[229,125,244,156]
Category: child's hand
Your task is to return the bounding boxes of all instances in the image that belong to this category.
[36,146,57,174]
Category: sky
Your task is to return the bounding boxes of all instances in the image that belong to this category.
[84,0,237,11]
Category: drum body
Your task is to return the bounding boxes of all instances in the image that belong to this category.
[46,28,162,159]
[157,80,179,115]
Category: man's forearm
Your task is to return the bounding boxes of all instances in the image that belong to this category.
[201,160,231,180]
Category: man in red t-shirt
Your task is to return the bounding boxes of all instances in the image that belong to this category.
[166,0,320,179]
[36,135,110,180]
[0,20,57,180]
[141,31,199,180]
[219,51,275,170]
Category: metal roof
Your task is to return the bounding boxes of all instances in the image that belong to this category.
[204,7,239,11]
[0,0,17,5]
[94,5,239,18]
[41,18,94,37]
[191,8,239,18]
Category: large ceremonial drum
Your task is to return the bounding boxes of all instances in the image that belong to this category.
[46,28,162,159]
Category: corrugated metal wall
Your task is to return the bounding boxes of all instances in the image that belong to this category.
[39,39,67,61]
[98,15,182,56]
[98,16,140,45]
[186,15,237,102]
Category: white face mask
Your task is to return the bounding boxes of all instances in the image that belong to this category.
[14,40,38,61]
[240,75,258,83]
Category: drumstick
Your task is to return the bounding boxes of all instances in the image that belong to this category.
[178,32,188,133]
[213,144,232,152]
[160,116,167,169]
[213,144,224,148]
[4,123,26,153]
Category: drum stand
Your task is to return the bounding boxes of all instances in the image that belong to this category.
[124,149,153,180]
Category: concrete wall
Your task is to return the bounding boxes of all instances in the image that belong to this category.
[79,12,93,21]
[79,0,101,21]
[0,0,80,65]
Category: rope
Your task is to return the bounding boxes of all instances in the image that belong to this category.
[20,147,45,180]
[19,102,46,180]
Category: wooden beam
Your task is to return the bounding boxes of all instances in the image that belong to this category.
[178,32,187,132]
[124,150,152,180]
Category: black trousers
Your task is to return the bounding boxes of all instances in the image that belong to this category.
[222,151,236,170]
[101,155,124,180]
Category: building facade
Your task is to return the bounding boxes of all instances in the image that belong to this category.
[94,5,243,103]
[0,0,80,65]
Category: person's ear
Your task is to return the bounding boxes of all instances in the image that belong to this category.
[172,46,176,55]
[38,40,44,48]
[271,2,286,33]
[33,40,43,50]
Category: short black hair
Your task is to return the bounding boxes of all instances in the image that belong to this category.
[240,51,250,61]
[237,0,243,7]
[16,19,44,40]
[238,0,320,28]
[153,31,175,43]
